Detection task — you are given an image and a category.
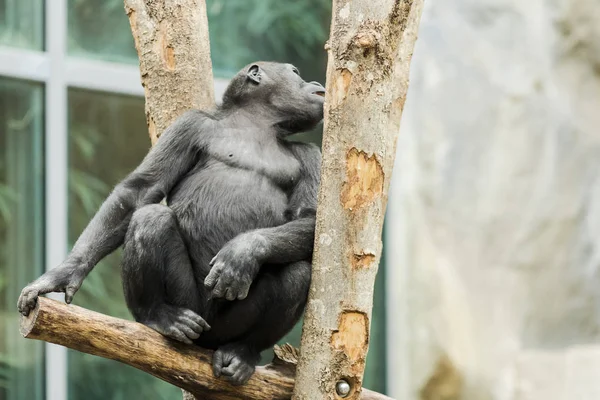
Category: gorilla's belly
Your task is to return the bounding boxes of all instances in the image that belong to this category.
[167,163,288,263]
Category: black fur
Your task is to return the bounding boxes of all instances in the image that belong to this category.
[18,62,324,385]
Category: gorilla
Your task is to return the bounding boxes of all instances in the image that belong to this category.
[18,62,324,385]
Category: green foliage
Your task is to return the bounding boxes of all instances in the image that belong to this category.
[68,0,138,63]
[207,0,331,80]
[69,353,180,400]
[0,0,44,50]
[0,183,19,224]
[67,0,331,79]
[69,171,110,217]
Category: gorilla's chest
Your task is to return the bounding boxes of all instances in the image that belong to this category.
[208,132,301,188]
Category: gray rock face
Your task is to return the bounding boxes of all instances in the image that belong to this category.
[386,0,600,398]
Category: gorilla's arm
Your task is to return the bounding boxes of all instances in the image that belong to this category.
[205,143,320,300]
[18,111,204,315]
[68,112,203,269]
[241,142,321,264]
[249,217,316,264]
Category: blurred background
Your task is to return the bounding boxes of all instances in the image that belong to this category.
[0,0,599,399]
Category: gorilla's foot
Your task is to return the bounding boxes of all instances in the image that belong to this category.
[142,305,210,345]
[212,343,260,385]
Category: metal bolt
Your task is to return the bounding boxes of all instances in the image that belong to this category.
[336,380,351,397]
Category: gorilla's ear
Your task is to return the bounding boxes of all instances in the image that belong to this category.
[246,64,262,84]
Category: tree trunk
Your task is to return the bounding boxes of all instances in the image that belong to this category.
[124,0,214,144]
[293,1,424,399]
[125,1,214,398]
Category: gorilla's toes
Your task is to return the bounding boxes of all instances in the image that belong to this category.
[142,305,210,344]
[212,344,259,385]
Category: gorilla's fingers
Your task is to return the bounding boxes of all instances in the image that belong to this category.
[24,290,39,314]
[167,327,192,345]
[204,268,220,289]
[17,288,35,315]
[213,351,224,377]
[65,286,78,304]
[211,278,228,298]
[180,317,204,334]
[175,323,200,340]
[237,287,249,301]
[220,360,239,376]
[200,319,211,331]
[231,367,253,385]
[222,359,254,385]
[182,310,211,331]
[225,287,236,301]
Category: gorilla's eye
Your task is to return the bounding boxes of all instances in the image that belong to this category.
[292,67,300,76]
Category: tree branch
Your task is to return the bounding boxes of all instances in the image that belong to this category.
[20,297,392,400]
[124,0,215,144]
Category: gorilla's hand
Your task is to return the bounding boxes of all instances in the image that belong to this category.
[18,259,87,316]
[204,236,265,301]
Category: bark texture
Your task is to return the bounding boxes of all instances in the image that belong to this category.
[20,298,391,400]
[293,1,424,399]
[124,0,214,144]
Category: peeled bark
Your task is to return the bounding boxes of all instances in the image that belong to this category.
[124,0,214,144]
[293,1,424,399]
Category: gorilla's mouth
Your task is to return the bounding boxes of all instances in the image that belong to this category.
[312,91,325,97]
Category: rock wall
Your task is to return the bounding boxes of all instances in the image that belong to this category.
[386,0,600,398]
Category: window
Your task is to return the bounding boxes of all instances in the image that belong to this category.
[0,78,45,400]
[0,0,44,50]
[67,0,138,64]
[206,0,330,81]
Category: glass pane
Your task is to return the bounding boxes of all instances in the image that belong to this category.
[0,79,44,400]
[207,0,331,82]
[66,0,331,82]
[67,89,180,399]
[68,0,138,64]
[0,0,44,50]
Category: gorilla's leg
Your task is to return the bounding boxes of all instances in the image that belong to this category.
[122,204,210,344]
[207,261,311,385]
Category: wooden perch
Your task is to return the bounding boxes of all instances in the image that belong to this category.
[20,298,392,400]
